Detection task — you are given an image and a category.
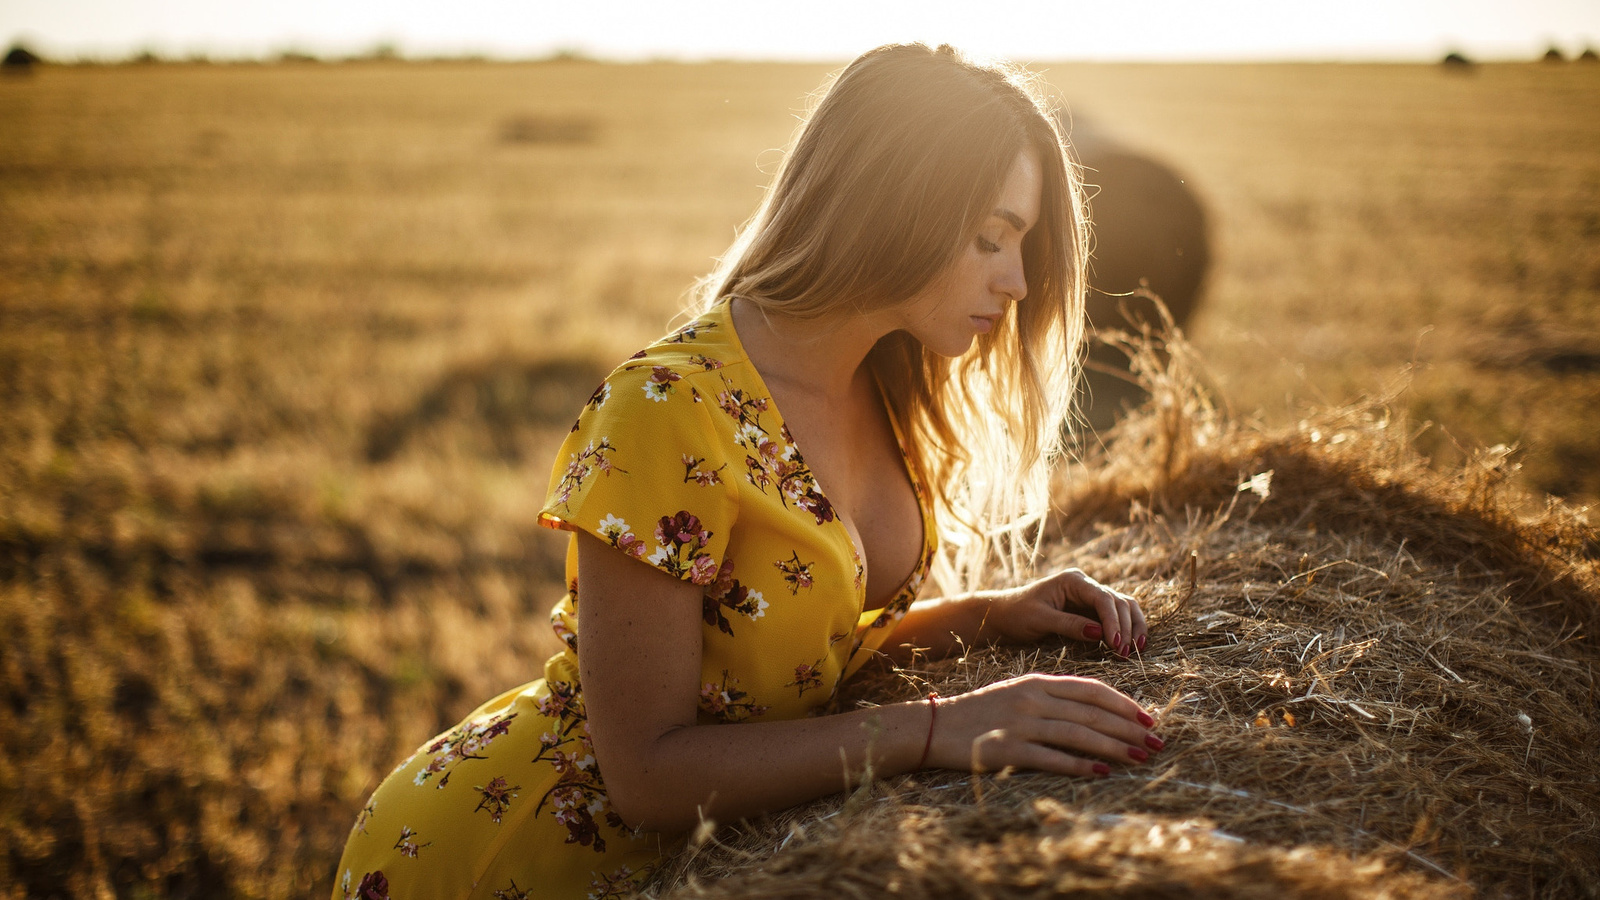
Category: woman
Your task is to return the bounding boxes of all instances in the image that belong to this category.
[334,43,1158,900]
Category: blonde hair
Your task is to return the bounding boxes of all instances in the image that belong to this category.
[698,43,1088,589]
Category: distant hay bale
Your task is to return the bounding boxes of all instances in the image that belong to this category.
[642,334,1600,899]
[1068,125,1212,433]
[1468,327,1600,376]
[1078,150,1210,332]
[363,355,608,463]
[498,114,600,145]
[3,45,40,73]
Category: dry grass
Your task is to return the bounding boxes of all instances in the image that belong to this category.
[1,60,1597,898]
[643,334,1600,899]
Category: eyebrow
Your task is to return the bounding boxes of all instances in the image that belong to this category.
[993,208,1030,232]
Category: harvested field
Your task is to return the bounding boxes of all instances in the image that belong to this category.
[644,338,1600,899]
[2,60,1598,898]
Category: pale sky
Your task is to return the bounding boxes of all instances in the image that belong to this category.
[3,0,1598,63]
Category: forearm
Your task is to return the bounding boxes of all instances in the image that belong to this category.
[882,591,1006,661]
[888,567,1148,661]
[610,698,932,834]
[613,668,1166,836]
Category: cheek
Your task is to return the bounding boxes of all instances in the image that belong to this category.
[937,255,980,296]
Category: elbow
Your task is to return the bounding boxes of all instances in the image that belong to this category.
[600,768,699,836]
[598,770,653,831]
[593,731,701,835]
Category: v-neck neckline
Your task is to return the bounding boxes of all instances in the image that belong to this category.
[712,300,935,611]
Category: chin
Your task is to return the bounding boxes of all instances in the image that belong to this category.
[925,335,976,359]
[902,320,979,359]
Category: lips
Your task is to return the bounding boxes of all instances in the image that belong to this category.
[970,314,998,333]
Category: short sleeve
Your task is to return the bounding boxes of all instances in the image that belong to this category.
[539,363,739,586]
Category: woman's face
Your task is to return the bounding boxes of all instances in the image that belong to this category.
[897,147,1042,358]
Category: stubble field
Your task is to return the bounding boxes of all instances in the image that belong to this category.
[1,59,1596,898]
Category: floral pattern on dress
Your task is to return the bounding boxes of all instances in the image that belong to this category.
[645,510,721,585]
[492,880,533,900]
[702,559,767,636]
[570,383,613,433]
[681,454,725,486]
[394,826,430,858]
[596,514,648,559]
[662,319,716,344]
[411,712,518,790]
[549,576,581,653]
[535,678,583,722]
[700,670,769,722]
[551,605,578,652]
[351,798,376,836]
[716,382,836,525]
[587,863,647,900]
[642,366,681,402]
[347,870,389,900]
[530,681,628,852]
[869,546,938,628]
[785,659,825,697]
[774,551,815,594]
[553,439,624,511]
[475,776,521,824]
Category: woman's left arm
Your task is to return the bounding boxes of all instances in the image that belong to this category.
[888,569,1147,661]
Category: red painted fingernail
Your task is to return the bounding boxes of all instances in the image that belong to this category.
[1092,763,1111,777]
[1084,623,1102,641]
[1128,746,1149,762]
[1145,734,1165,752]
[1137,711,1155,728]
[1136,634,1147,652]
[1112,632,1122,652]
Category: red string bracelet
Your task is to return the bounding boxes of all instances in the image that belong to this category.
[916,691,940,770]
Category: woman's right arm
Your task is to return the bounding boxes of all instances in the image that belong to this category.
[576,532,1162,835]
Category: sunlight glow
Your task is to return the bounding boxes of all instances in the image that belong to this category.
[4,0,1598,62]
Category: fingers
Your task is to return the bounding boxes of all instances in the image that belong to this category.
[1030,716,1149,765]
[959,678,1165,776]
[1044,609,1104,644]
[929,676,1166,778]
[1005,675,1158,753]
[972,732,1109,779]
[1129,600,1148,653]
[1094,587,1132,658]
[1034,673,1150,727]
[1058,569,1145,657]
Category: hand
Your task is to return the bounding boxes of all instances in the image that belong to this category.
[925,674,1161,776]
[984,568,1148,657]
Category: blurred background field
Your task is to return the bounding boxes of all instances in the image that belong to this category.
[0,59,1597,897]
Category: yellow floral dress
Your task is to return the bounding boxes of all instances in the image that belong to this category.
[333,300,938,900]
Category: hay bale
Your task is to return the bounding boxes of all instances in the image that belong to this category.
[1069,124,1213,433]
[498,114,600,145]
[641,336,1600,899]
[3,45,40,74]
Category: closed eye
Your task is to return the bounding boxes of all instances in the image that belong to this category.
[976,235,1001,253]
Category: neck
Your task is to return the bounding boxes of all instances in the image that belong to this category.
[729,298,893,401]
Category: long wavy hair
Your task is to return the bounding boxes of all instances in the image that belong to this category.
[697,43,1089,588]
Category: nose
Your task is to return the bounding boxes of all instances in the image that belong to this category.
[994,250,1027,304]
